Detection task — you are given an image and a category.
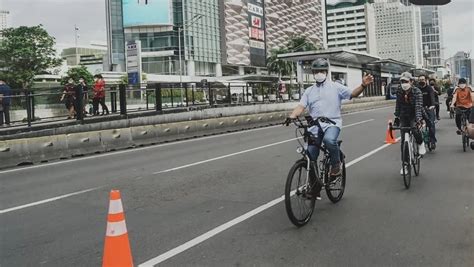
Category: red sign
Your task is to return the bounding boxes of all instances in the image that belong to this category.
[249,27,265,41]
[251,16,262,28]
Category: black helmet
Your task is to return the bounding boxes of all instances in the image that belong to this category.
[458,78,467,84]
[311,58,329,72]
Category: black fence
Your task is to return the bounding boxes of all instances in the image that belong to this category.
[2,82,306,128]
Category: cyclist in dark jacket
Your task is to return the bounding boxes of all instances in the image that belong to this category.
[394,72,426,175]
[418,75,437,149]
[429,78,441,120]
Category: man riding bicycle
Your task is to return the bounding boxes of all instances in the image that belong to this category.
[418,75,437,150]
[393,72,426,175]
[286,58,374,179]
[450,78,473,135]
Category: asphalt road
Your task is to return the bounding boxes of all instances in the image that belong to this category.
[1,106,473,267]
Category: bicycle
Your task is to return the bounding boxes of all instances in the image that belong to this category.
[284,116,346,227]
[456,108,471,152]
[390,122,421,189]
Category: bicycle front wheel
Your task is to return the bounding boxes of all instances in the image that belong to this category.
[325,154,346,203]
[284,160,316,227]
[402,141,412,189]
[462,132,468,152]
[412,142,420,176]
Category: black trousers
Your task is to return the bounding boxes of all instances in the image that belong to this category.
[0,104,11,125]
[455,107,471,129]
[93,98,109,115]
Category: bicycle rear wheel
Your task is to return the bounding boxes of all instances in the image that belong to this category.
[325,153,346,203]
[402,141,411,189]
[412,142,420,176]
[284,160,316,227]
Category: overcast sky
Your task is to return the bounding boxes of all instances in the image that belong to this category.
[1,0,473,58]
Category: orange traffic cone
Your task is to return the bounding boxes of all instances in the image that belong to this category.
[385,120,398,144]
[102,190,134,267]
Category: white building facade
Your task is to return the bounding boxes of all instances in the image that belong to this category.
[0,10,9,38]
[326,0,377,55]
[373,0,423,67]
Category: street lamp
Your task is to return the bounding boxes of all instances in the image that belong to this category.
[178,14,203,106]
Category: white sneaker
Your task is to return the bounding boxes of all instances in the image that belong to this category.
[400,165,409,175]
[418,142,426,155]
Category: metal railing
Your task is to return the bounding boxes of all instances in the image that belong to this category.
[1,82,306,129]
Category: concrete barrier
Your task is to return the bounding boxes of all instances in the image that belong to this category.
[0,139,31,166]
[100,128,134,151]
[27,135,69,163]
[66,131,103,156]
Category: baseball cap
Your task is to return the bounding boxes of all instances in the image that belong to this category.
[458,78,467,84]
[400,72,413,81]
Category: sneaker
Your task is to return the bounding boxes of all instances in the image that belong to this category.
[430,143,436,150]
[330,163,342,177]
[419,142,426,155]
[400,165,409,175]
[456,129,462,135]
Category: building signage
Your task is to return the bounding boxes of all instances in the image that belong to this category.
[251,16,262,28]
[249,27,265,41]
[126,40,142,85]
[248,3,264,16]
[249,40,265,49]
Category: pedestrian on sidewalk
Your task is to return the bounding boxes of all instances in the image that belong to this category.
[60,78,77,119]
[0,77,12,126]
[75,77,89,117]
[92,74,109,116]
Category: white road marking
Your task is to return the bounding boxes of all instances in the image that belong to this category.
[0,126,282,175]
[0,105,387,175]
[153,119,374,174]
[138,137,399,267]
[0,119,374,214]
[0,187,101,215]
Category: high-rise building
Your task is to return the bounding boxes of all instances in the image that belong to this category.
[220,0,266,75]
[326,0,377,54]
[106,0,221,77]
[265,0,323,52]
[0,9,9,38]
[105,0,126,71]
[420,6,443,68]
[445,51,472,84]
[373,0,423,67]
[399,0,444,68]
[106,0,324,78]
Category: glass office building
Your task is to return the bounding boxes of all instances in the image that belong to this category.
[106,0,126,71]
[107,0,221,76]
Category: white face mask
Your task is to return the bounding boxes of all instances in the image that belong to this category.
[459,84,466,89]
[401,83,411,91]
[314,73,326,83]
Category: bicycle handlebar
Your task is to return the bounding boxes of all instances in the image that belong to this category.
[285,116,336,128]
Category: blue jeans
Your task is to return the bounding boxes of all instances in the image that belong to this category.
[425,109,437,143]
[307,126,341,167]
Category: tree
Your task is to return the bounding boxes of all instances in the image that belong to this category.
[61,66,94,85]
[0,25,62,88]
[266,47,293,80]
[286,36,319,53]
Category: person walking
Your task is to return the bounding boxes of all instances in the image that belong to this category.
[60,78,77,119]
[92,74,109,116]
[75,77,89,118]
[429,78,442,120]
[0,77,12,126]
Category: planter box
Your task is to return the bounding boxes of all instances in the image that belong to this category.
[268,94,277,101]
[256,95,264,102]
[292,94,300,100]
[281,94,289,101]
